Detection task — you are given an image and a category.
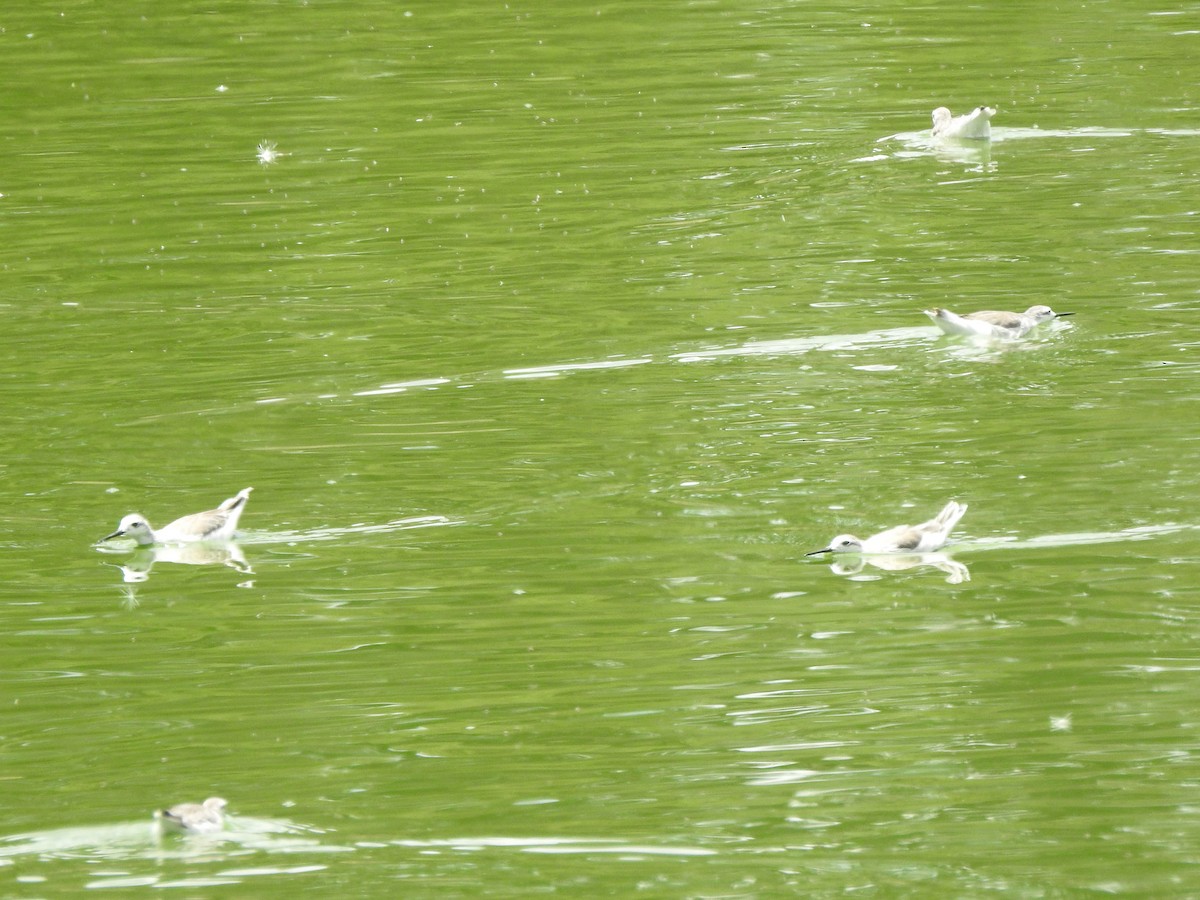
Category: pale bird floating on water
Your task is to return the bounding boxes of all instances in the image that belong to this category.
[925,305,1072,340]
[102,488,252,546]
[807,501,967,556]
[931,106,996,140]
[155,796,227,834]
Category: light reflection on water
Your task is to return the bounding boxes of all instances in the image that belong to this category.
[0,816,346,866]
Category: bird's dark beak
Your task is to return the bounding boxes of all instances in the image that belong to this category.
[100,530,124,542]
[805,548,833,557]
[1056,312,1074,317]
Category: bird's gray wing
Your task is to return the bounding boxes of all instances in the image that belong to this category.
[160,509,227,539]
[965,310,1022,328]
[872,524,922,551]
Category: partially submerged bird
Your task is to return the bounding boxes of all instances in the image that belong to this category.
[102,488,252,546]
[925,305,1072,341]
[807,501,968,556]
[931,105,996,140]
[155,796,227,834]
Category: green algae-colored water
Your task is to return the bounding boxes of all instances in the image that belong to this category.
[3,0,1200,894]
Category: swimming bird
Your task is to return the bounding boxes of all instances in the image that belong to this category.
[925,305,1072,340]
[155,796,227,834]
[807,501,967,556]
[102,488,253,546]
[931,106,996,140]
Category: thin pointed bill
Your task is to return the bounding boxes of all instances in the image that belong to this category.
[101,530,125,542]
[805,548,833,557]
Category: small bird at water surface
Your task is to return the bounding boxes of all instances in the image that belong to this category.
[924,305,1072,341]
[155,796,227,834]
[931,106,996,140]
[101,488,252,546]
[807,501,968,556]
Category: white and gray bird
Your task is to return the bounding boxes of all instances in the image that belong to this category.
[931,105,996,140]
[155,796,227,834]
[102,488,252,546]
[807,501,968,556]
[925,305,1072,341]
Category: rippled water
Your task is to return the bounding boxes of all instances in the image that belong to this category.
[3,0,1199,895]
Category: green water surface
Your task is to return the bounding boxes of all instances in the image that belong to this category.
[2,0,1199,895]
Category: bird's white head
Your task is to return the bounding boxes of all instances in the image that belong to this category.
[807,534,864,556]
[1025,305,1071,324]
[103,514,155,546]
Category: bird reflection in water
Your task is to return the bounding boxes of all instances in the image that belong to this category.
[108,542,253,584]
[825,552,969,584]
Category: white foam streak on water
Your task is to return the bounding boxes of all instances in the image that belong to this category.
[229,329,936,412]
[672,328,932,362]
[856,126,1147,165]
[353,377,454,397]
[239,515,455,545]
[503,358,654,378]
[960,522,1200,552]
[389,836,716,857]
[0,817,342,863]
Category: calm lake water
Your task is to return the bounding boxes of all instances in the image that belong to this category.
[3,0,1200,895]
